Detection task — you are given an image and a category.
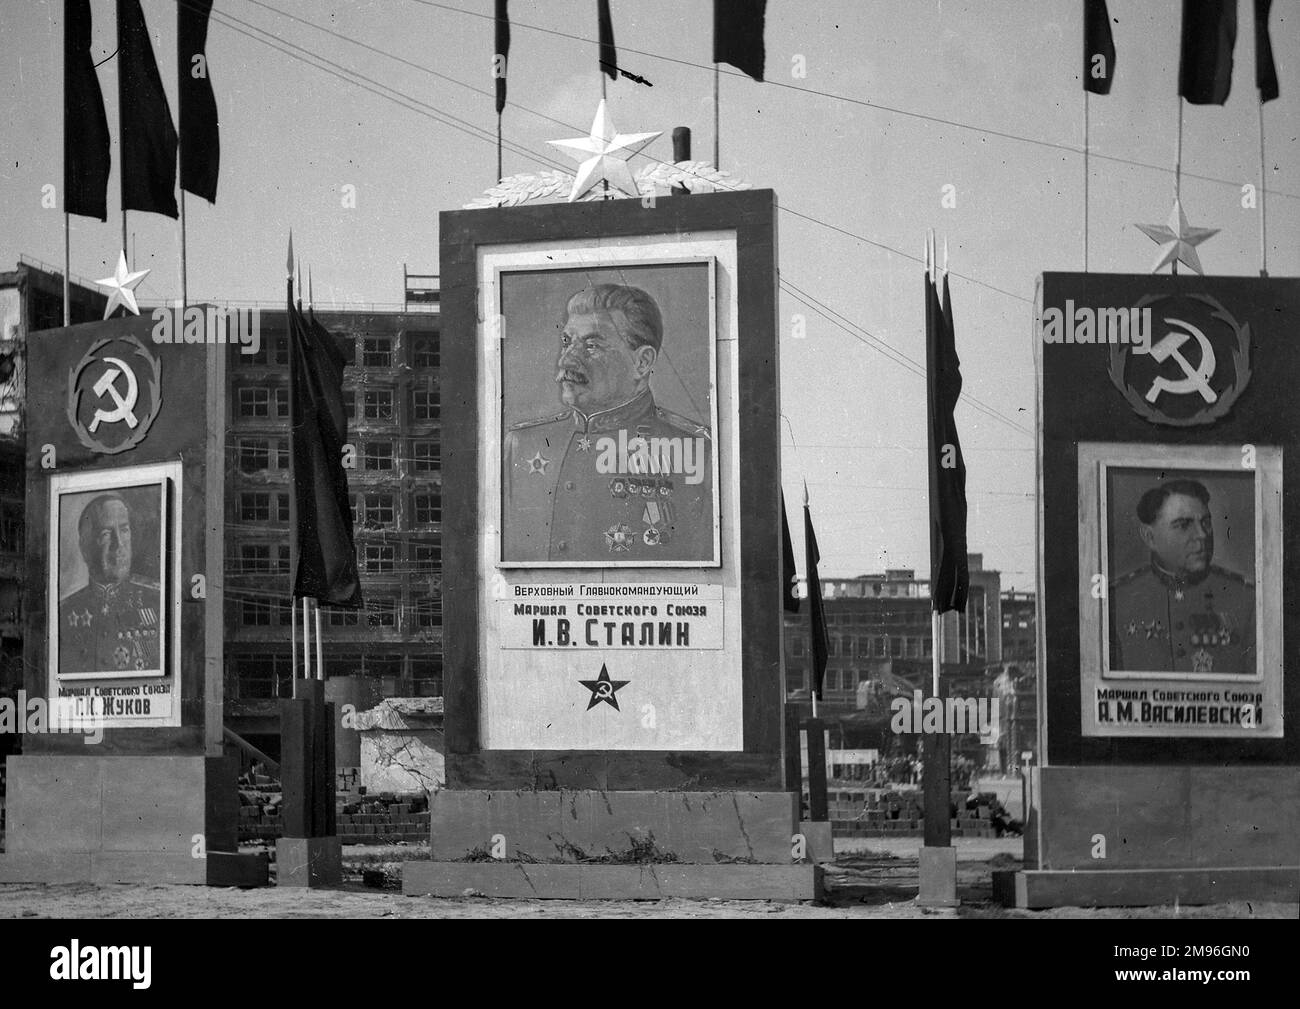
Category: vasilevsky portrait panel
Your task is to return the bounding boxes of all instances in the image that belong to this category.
[1077,443,1284,738]
[497,260,720,567]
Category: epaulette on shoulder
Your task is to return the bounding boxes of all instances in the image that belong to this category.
[1110,567,1145,589]
[656,407,711,439]
[508,411,571,432]
[1211,565,1253,588]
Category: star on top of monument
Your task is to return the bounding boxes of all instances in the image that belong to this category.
[547,99,661,202]
[95,251,150,319]
[1134,199,1220,275]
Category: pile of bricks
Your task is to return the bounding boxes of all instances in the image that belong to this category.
[824,788,1000,839]
[238,782,284,842]
[337,795,430,845]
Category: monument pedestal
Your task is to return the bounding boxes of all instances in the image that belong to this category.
[993,766,1300,907]
[402,789,822,901]
[0,754,268,886]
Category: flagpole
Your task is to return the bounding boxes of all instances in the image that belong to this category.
[713,65,720,168]
[63,215,71,326]
[302,597,311,680]
[314,598,323,681]
[1172,96,1183,275]
[1083,89,1090,271]
[291,597,299,698]
[496,112,503,182]
[180,187,188,308]
[122,211,129,266]
[1257,95,1268,276]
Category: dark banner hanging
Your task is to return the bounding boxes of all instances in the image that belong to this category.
[63,0,111,221]
[118,0,179,217]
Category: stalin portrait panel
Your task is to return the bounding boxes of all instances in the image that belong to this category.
[1105,466,1256,678]
[499,261,719,567]
[55,482,165,678]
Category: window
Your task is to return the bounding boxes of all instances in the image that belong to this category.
[786,667,805,692]
[874,637,887,658]
[327,607,359,627]
[791,636,806,658]
[238,386,269,417]
[275,439,288,469]
[274,386,289,418]
[238,438,270,472]
[412,386,439,421]
[411,439,439,471]
[238,493,270,522]
[411,540,440,572]
[415,596,441,628]
[0,502,22,553]
[233,654,294,700]
[412,492,440,525]
[364,542,396,574]
[362,336,393,367]
[891,637,903,658]
[843,669,858,691]
[360,493,395,528]
[364,389,394,420]
[906,637,920,658]
[240,543,271,574]
[412,332,439,368]
[277,494,290,523]
[343,390,356,421]
[240,598,272,625]
[409,658,443,697]
[277,545,290,574]
[363,654,403,678]
[366,598,398,628]
[364,441,394,471]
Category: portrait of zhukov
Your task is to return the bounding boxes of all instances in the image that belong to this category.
[502,282,715,564]
[58,492,162,676]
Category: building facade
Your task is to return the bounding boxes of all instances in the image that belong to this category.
[223,307,443,703]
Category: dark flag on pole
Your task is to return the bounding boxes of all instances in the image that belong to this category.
[598,0,617,79]
[803,497,829,699]
[118,0,178,217]
[1083,0,1116,94]
[64,0,111,221]
[1254,0,1279,101]
[288,284,363,607]
[713,0,766,81]
[781,491,799,614]
[179,0,220,203]
[926,269,969,614]
[494,0,510,115]
[1179,0,1238,105]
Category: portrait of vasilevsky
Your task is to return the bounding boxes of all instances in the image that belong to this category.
[1108,477,1255,675]
[503,282,713,563]
[58,492,161,676]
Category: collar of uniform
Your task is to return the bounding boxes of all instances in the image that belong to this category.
[572,388,655,434]
[1148,556,1210,590]
[90,580,124,599]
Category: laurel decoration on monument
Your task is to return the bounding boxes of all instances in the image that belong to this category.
[463,161,752,210]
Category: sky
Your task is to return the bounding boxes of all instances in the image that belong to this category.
[2,0,1297,591]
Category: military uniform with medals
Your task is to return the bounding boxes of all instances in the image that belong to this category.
[503,389,713,563]
[1109,562,1255,674]
[59,576,162,675]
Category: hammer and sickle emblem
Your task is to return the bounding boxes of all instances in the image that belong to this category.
[593,681,614,699]
[88,357,140,431]
[1143,318,1218,404]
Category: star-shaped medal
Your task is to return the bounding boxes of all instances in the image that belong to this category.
[527,451,550,475]
[605,522,633,551]
[1134,199,1219,275]
[547,100,661,201]
[579,663,630,711]
[576,435,592,452]
[95,251,151,318]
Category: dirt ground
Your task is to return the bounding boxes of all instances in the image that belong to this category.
[1,837,1293,918]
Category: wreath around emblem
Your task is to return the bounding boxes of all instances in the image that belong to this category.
[65,335,164,455]
[1107,293,1251,428]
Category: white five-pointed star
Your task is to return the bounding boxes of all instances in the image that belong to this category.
[1134,199,1219,275]
[95,251,150,318]
[547,100,661,202]
[527,451,550,475]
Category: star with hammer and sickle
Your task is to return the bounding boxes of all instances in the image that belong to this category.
[547,99,661,201]
[527,450,550,475]
[95,251,151,318]
[579,663,629,711]
[1134,199,1219,275]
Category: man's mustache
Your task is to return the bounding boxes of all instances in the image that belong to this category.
[556,368,588,384]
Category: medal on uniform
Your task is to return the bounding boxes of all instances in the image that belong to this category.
[576,435,592,452]
[610,477,629,500]
[527,450,550,475]
[1191,648,1213,673]
[642,502,672,546]
[605,523,633,552]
